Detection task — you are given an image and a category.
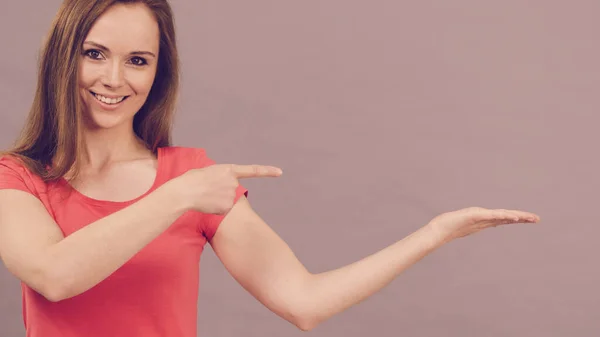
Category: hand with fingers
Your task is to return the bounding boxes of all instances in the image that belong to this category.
[169,164,283,214]
[427,207,541,244]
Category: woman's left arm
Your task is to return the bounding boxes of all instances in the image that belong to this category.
[209,196,538,331]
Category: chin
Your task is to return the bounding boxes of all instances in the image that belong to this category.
[90,113,132,130]
[83,106,135,131]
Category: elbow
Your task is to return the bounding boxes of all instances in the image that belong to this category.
[44,277,77,302]
[295,318,319,332]
[2,255,76,302]
[288,281,323,331]
[276,301,320,331]
[287,304,322,332]
[36,269,75,303]
[4,265,69,302]
[41,286,67,303]
[270,275,324,331]
[15,278,68,303]
[38,279,70,303]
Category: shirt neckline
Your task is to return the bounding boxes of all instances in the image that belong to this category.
[58,147,165,207]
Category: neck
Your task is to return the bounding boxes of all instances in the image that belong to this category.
[80,126,150,170]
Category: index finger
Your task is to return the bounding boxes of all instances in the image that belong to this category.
[230,164,283,179]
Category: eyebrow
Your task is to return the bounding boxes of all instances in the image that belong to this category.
[83,41,157,58]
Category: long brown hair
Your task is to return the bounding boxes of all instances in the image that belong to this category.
[1,0,179,182]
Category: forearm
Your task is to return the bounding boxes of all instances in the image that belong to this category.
[44,183,187,301]
[298,224,446,329]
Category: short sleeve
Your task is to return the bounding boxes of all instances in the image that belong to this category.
[194,150,249,241]
[0,156,38,195]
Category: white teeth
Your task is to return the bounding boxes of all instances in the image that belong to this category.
[93,93,126,105]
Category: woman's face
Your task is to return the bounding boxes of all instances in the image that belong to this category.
[78,3,160,131]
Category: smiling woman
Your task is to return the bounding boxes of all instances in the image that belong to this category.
[79,5,159,129]
[4,0,178,183]
[0,1,541,337]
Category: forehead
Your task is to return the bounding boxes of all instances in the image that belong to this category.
[85,3,160,53]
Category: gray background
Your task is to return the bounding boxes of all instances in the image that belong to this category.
[1,0,598,336]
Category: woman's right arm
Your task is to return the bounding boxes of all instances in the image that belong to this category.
[0,163,280,302]
[0,182,187,302]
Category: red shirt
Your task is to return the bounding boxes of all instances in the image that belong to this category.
[0,146,247,337]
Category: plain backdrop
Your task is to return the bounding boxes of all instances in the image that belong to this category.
[1,1,598,336]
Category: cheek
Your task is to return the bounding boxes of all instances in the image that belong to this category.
[78,60,98,88]
[129,69,157,96]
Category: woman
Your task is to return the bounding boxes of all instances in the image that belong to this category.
[0,0,540,336]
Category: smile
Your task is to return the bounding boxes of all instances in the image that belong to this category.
[90,91,129,105]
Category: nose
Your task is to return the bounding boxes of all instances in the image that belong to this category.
[101,60,125,89]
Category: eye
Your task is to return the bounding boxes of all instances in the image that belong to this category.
[130,57,148,66]
[84,49,103,60]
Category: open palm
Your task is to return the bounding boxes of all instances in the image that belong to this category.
[429,207,541,243]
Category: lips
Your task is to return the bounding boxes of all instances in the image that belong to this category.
[89,90,130,105]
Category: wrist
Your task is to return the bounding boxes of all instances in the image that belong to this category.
[155,178,191,214]
[422,221,453,248]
